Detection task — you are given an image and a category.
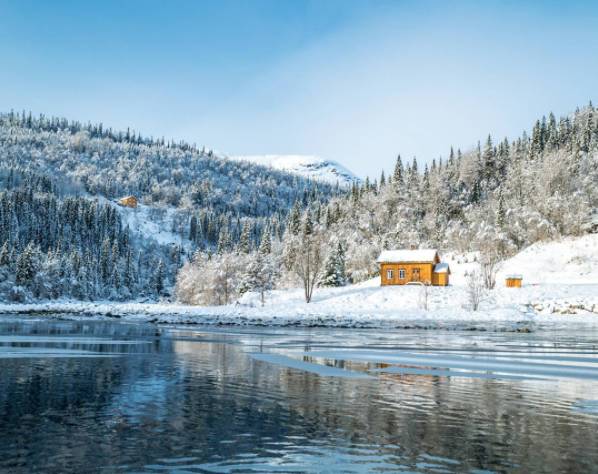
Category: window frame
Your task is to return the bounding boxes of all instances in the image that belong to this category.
[386,269,394,280]
[399,268,406,280]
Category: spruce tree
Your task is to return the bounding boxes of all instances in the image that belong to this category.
[496,191,506,228]
[189,215,198,241]
[288,201,301,235]
[0,242,9,266]
[302,211,313,237]
[239,222,252,254]
[320,241,346,287]
[217,229,229,254]
[259,225,271,254]
[124,248,134,289]
[16,243,36,286]
[393,155,404,185]
[239,251,275,305]
[100,238,111,284]
[154,260,165,296]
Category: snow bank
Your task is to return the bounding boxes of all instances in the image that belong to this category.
[0,299,528,330]
[1,279,597,330]
[497,234,598,284]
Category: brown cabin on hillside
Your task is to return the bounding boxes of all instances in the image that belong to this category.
[377,249,450,286]
[117,195,138,208]
[505,274,523,288]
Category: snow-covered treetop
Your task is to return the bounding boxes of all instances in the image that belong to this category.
[228,155,359,187]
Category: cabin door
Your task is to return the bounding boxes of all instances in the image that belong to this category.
[412,268,420,282]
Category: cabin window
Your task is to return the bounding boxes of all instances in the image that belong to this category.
[399,269,406,279]
[386,269,393,280]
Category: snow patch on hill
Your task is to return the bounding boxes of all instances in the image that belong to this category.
[229,155,359,186]
[114,203,190,250]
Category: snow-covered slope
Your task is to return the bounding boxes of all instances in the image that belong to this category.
[115,203,190,249]
[229,155,359,186]
[497,234,598,284]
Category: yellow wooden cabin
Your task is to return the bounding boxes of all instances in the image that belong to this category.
[376,249,450,286]
[117,195,138,208]
[505,274,523,288]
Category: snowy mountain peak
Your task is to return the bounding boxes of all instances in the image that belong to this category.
[229,155,359,186]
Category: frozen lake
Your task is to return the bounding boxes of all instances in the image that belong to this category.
[1,317,598,473]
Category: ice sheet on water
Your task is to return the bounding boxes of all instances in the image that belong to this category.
[571,399,598,415]
[304,349,598,381]
[249,353,371,379]
[370,365,543,381]
[0,344,120,359]
[0,336,150,345]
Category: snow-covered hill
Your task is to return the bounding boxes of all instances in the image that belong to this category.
[497,234,598,284]
[229,155,359,186]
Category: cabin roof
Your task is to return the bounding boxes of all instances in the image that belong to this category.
[376,249,438,263]
[506,274,523,279]
[433,262,450,274]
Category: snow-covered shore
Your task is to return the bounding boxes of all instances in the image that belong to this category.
[1,280,596,330]
[1,235,597,329]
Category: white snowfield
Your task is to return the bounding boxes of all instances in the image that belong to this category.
[1,235,597,329]
[228,155,359,186]
[116,203,190,249]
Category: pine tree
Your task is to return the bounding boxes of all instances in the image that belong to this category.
[259,225,271,254]
[583,106,594,151]
[393,155,404,187]
[302,211,313,237]
[351,182,360,204]
[111,239,120,270]
[100,238,111,284]
[320,241,347,287]
[124,248,134,289]
[154,260,165,296]
[496,191,506,228]
[217,229,229,254]
[482,134,495,184]
[408,157,419,193]
[239,222,252,254]
[0,242,9,266]
[288,201,301,235]
[16,243,37,286]
[239,251,276,305]
[189,215,198,241]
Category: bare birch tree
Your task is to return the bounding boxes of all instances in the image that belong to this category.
[293,211,324,303]
[466,269,485,311]
[480,251,501,290]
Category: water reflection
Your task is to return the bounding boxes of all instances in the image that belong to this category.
[0,319,597,473]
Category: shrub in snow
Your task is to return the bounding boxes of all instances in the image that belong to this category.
[466,270,485,311]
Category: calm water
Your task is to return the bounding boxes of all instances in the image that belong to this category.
[1,317,598,473]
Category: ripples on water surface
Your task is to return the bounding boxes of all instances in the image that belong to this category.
[0,317,597,473]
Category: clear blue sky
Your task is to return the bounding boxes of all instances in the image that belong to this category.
[1,0,597,177]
